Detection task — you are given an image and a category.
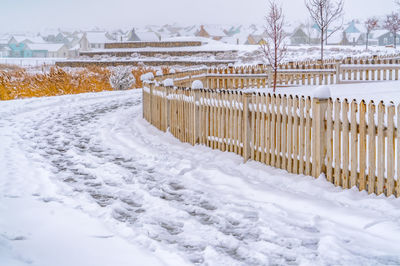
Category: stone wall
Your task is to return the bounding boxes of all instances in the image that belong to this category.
[55,60,235,68]
[105,41,203,49]
[79,50,237,58]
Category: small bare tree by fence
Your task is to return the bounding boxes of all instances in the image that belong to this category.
[384,13,400,49]
[143,81,400,198]
[261,1,287,92]
[305,0,344,62]
[365,18,379,51]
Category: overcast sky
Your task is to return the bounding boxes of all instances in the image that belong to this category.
[0,0,397,32]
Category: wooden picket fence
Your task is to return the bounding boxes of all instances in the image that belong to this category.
[152,54,400,91]
[143,83,400,197]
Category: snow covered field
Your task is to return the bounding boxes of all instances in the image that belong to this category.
[1,89,400,265]
[0,58,66,67]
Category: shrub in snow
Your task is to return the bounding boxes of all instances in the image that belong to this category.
[163,78,174,87]
[140,72,154,82]
[109,66,136,90]
[169,69,176,74]
[156,70,163,76]
[313,86,331,99]
[191,80,203,90]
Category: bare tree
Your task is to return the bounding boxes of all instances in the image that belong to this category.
[364,18,379,51]
[383,13,400,48]
[261,1,287,92]
[305,0,344,62]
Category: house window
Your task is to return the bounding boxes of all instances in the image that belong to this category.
[384,38,388,44]
[91,44,95,48]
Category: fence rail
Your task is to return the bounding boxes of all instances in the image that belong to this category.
[154,54,400,90]
[143,83,400,197]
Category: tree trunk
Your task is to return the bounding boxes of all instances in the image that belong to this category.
[320,30,324,62]
[273,70,277,93]
[366,32,369,51]
[395,32,397,49]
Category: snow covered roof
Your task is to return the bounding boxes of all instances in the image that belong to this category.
[327,31,344,45]
[371,30,389,38]
[203,26,226,37]
[12,35,46,44]
[346,32,362,41]
[0,38,9,45]
[85,32,111,44]
[27,43,65,52]
[136,32,160,42]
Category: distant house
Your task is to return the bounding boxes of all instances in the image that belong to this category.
[342,32,365,46]
[26,43,69,58]
[125,28,160,42]
[341,21,366,46]
[371,30,400,46]
[290,27,309,45]
[0,46,10,58]
[44,33,69,44]
[225,26,242,37]
[79,32,111,51]
[196,25,226,41]
[9,43,31,58]
[0,39,10,57]
[246,34,266,45]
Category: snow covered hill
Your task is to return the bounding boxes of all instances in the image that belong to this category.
[1,90,400,265]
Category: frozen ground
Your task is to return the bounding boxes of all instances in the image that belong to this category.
[1,90,400,265]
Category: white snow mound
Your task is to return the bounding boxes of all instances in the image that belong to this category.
[140,72,154,82]
[191,80,203,90]
[163,78,174,87]
[313,86,331,99]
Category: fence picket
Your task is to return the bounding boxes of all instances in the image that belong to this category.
[281,96,288,170]
[299,97,305,174]
[350,100,358,188]
[293,97,299,174]
[359,101,367,191]
[334,99,341,187]
[377,101,385,195]
[342,100,350,189]
[368,101,376,194]
[387,104,395,196]
[326,99,333,183]
[305,97,312,176]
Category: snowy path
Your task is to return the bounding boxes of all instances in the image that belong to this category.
[1,90,400,265]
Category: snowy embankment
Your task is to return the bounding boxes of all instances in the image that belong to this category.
[1,90,400,265]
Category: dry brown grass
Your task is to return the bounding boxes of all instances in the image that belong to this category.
[0,66,170,101]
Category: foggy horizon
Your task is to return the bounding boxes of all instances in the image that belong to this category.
[0,0,397,33]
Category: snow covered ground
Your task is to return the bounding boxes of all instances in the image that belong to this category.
[0,58,66,67]
[1,89,400,265]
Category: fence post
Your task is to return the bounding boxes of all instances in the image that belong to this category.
[193,89,201,145]
[336,61,341,84]
[312,96,328,178]
[267,66,273,88]
[149,82,154,124]
[164,86,171,132]
[243,93,252,162]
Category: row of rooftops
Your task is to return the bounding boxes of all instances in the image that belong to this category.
[0,20,397,58]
